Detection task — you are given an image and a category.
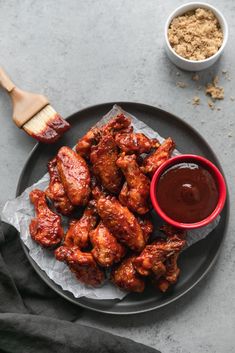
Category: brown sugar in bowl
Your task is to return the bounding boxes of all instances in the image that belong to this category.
[164,2,228,71]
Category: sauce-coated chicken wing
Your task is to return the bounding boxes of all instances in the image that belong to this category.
[152,253,181,292]
[111,256,145,293]
[95,193,145,252]
[133,227,186,278]
[141,137,175,176]
[75,127,100,158]
[103,113,131,133]
[90,134,122,194]
[55,246,104,286]
[115,132,160,154]
[90,221,126,267]
[137,216,154,243]
[57,146,90,206]
[29,189,64,248]
[45,157,74,215]
[152,225,186,292]
[64,201,98,249]
[75,114,131,158]
[117,154,150,215]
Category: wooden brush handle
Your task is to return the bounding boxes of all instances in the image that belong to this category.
[0,66,49,128]
[0,67,15,92]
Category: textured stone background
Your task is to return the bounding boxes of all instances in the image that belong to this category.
[0,1,234,352]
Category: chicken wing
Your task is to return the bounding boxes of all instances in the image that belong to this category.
[141,137,175,176]
[90,221,126,267]
[160,224,186,240]
[95,193,145,252]
[102,114,131,134]
[117,153,150,215]
[137,216,154,243]
[111,256,145,293]
[152,253,181,292]
[133,227,186,278]
[115,132,160,154]
[75,114,131,158]
[64,201,98,249]
[45,157,74,215]
[90,134,122,194]
[75,127,100,158]
[29,189,64,248]
[152,225,186,292]
[57,146,90,206]
[55,246,104,286]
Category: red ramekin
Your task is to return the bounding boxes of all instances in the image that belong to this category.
[150,154,227,229]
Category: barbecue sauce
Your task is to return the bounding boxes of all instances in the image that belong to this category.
[156,163,219,223]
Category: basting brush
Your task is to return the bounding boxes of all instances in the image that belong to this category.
[0,67,70,143]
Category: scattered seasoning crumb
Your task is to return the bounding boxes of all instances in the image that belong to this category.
[197,85,202,91]
[168,8,223,61]
[213,76,219,85]
[222,69,227,74]
[224,72,231,81]
[205,76,224,100]
[217,107,221,111]
[192,74,200,81]
[176,81,187,88]
[230,96,235,101]
[228,132,233,137]
[192,96,200,105]
[208,99,215,110]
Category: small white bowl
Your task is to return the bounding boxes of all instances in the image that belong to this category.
[164,2,228,71]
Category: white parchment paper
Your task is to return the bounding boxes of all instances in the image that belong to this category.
[1,105,220,300]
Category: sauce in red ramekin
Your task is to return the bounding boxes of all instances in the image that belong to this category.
[156,162,219,223]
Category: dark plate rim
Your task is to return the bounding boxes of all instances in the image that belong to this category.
[15,101,230,315]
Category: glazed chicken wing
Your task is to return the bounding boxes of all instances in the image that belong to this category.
[115,132,160,154]
[152,253,181,292]
[75,127,100,158]
[141,137,175,176]
[90,134,122,194]
[57,146,90,206]
[160,224,186,240]
[111,256,145,293]
[75,114,131,158]
[101,113,132,135]
[45,157,74,215]
[29,189,64,248]
[137,216,154,243]
[117,153,150,215]
[90,221,126,267]
[64,201,98,249]
[55,246,104,286]
[95,193,145,252]
[133,227,186,278]
[154,225,185,291]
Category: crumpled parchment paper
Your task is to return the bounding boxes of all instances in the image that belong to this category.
[1,105,220,300]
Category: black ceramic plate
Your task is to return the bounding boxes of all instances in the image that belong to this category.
[16,102,229,315]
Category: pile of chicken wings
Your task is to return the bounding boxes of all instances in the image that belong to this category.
[29,114,186,293]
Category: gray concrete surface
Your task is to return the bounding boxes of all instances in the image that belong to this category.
[0,1,234,352]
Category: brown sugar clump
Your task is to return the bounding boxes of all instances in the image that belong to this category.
[176,81,187,88]
[208,99,215,110]
[168,8,223,61]
[192,74,200,81]
[205,76,224,100]
[192,96,200,105]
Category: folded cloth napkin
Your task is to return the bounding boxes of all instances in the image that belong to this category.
[0,219,160,353]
